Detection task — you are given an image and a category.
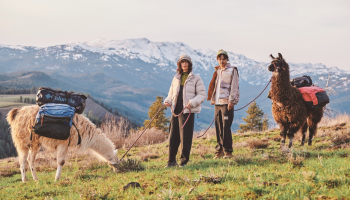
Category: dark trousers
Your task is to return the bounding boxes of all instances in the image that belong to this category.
[168,113,195,165]
[215,104,234,152]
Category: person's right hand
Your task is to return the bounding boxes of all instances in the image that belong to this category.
[164,103,171,107]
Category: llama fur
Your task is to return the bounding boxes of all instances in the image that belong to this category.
[268,53,323,147]
[6,105,119,182]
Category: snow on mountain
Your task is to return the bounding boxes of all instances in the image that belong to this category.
[0,38,349,88]
[75,38,349,84]
[78,38,253,71]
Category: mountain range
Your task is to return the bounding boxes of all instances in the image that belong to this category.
[1,38,349,130]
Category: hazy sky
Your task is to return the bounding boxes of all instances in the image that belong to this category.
[1,0,349,70]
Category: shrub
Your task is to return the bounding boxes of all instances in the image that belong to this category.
[332,134,350,145]
[247,139,270,149]
[101,116,167,149]
[115,158,144,173]
[288,156,305,167]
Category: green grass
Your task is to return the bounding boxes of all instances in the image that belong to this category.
[0,94,36,108]
[1,127,350,199]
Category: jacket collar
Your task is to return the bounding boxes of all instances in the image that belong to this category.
[215,63,233,71]
[175,71,194,80]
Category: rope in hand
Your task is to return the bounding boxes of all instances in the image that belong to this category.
[196,79,272,138]
[120,104,191,160]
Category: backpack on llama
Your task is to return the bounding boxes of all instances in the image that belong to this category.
[298,86,330,109]
[32,103,76,141]
[291,75,313,88]
[36,87,87,114]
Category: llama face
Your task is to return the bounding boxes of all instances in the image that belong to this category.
[268,53,286,73]
[268,60,284,72]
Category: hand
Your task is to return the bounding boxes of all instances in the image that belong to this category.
[164,103,171,107]
[228,103,234,111]
[186,103,192,109]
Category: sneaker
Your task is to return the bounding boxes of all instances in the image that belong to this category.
[164,161,178,168]
[213,151,224,159]
[223,152,233,159]
[179,163,187,168]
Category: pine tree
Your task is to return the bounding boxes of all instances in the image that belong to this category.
[143,96,169,131]
[262,114,269,131]
[238,101,265,133]
[19,96,23,103]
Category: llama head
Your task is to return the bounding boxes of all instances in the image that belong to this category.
[108,149,120,172]
[268,53,287,73]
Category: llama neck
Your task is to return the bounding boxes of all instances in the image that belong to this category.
[88,133,118,164]
[271,68,293,102]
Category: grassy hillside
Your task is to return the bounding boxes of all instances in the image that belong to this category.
[0,71,166,126]
[0,117,350,199]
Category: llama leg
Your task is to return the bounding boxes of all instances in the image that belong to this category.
[55,144,68,181]
[18,147,29,182]
[279,124,288,147]
[300,122,308,146]
[27,143,40,181]
[287,125,299,148]
[308,125,317,146]
[308,108,323,146]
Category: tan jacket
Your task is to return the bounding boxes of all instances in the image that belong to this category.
[207,63,239,105]
[164,72,206,114]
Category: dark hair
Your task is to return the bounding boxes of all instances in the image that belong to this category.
[177,60,192,74]
[217,54,229,61]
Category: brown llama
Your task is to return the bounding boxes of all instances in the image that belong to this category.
[6,105,119,182]
[268,53,323,147]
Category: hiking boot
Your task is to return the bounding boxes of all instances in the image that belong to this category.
[223,152,233,159]
[213,151,224,159]
[164,161,178,168]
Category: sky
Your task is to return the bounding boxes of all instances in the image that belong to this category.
[0,0,349,70]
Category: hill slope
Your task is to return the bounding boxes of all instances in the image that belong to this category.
[0,71,165,126]
[1,117,350,199]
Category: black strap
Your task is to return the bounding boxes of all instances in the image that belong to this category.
[72,122,81,145]
[66,92,70,104]
[68,134,71,146]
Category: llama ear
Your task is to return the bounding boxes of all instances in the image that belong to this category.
[278,53,283,60]
[270,54,275,59]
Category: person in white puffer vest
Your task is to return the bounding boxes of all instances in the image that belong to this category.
[164,55,206,167]
[207,49,239,159]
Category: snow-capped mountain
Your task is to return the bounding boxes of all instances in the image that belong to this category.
[1,37,348,90]
[1,38,349,129]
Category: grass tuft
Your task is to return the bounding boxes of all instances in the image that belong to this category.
[115,158,144,173]
[247,139,270,149]
[331,133,350,145]
[232,154,253,165]
[288,156,305,167]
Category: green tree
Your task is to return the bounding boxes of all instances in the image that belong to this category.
[262,114,269,131]
[143,96,169,131]
[238,101,265,133]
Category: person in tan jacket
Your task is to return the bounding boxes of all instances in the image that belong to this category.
[164,55,206,167]
[207,49,239,159]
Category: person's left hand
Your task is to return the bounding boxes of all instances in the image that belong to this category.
[186,103,192,109]
[228,103,234,110]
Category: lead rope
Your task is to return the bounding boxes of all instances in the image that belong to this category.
[197,79,272,138]
[120,105,191,160]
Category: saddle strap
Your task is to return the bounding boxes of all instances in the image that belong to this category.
[68,122,81,146]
